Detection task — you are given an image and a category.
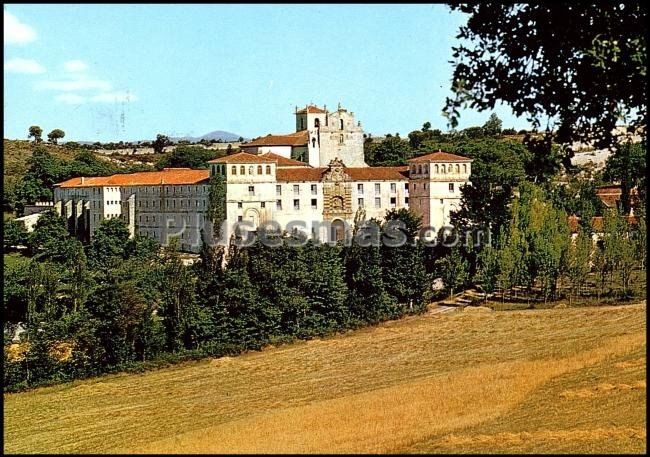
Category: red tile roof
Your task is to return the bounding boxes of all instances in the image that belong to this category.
[296,105,326,114]
[276,166,409,182]
[277,168,325,182]
[568,214,638,233]
[408,151,472,163]
[208,152,277,164]
[56,168,210,188]
[242,130,308,147]
[260,152,310,167]
[595,185,639,209]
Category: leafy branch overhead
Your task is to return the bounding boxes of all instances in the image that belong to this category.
[444,3,647,148]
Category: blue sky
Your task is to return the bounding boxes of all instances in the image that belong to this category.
[4,4,533,142]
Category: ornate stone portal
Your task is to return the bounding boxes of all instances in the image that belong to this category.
[322,158,353,221]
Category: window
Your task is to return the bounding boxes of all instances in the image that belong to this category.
[293,184,300,195]
[358,197,364,207]
[314,118,320,128]
[435,164,439,173]
[248,185,255,196]
[418,165,422,174]
[311,198,317,209]
[463,164,467,173]
[405,197,409,204]
[441,165,446,173]
[456,164,460,173]
[424,165,428,174]
[375,183,381,194]
[357,183,364,194]
[405,183,409,190]
[238,215,243,222]
[390,197,396,207]
[312,138,316,148]
[311,184,317,195]
[276,185,282,195]
[249,166,254,175]
[440,199,444,204]
[293,199,300,210]
[238,201,243,208]
[375,197,381,208]
[260,202,266,208]
[449,183,454,192]
[411,165,416,174]
[413,184,417,190]
[258,165,263,174]
[340,119,344,130]
[390,183,396,193]
[266,165,272,175]
[339,134,344,145]
[276,200,282,210]
[300,118,304,130]
[240,165,245,175]
[232,166,237,175]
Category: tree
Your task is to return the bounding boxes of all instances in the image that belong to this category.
[444,3,646,149]
[447,138,530,237]
[563,231,592,305]
[422,122,431,132]
[475,245,499,301]
[482,113,502,137]
[603,141,646,214]
[87,218,131,269]
[27,209,70,259]
[155,145,217,170]
[152,134,171,154]
[364,135,412,166]
[380,209,428,312]
[435,247,469,298]
[28,126,43,143]
[4,220,28,249]
[47,129,65,144]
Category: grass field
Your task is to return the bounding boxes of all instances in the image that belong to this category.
[3,302,646,454]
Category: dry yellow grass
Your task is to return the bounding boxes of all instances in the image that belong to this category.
[3,302,646,454]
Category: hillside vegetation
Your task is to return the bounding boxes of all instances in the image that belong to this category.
[3,302,645,454]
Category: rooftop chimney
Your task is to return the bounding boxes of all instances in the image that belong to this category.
[81,177,85,184]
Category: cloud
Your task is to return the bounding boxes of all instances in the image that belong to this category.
[36,78,113,92]
[5,57,45,74]
[63,60,88,72]
[91,91,137,103]
[4,11,37,44]
[55,93,86,104]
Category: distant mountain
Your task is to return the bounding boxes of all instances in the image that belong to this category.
[171,130,245,143]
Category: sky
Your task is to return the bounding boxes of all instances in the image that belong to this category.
[4,4,534,142]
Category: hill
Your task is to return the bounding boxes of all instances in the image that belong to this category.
[171,130,244,143]
[3,302,646,454]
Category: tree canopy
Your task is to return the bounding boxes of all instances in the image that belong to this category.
[444,3,647,148]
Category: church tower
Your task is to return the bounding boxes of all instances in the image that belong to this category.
[295,103,367,168]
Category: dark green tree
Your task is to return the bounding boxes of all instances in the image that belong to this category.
[47,129,65,144]
[28,125,43,143]
[444,3,646,149]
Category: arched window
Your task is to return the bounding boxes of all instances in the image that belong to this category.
[411,165,416,174]
[314,118,320,128]
[441,164,446,173]
[232,166,237,175]
[424,165,428,174]
[463,164,467,173]
[300,118,304,130]
[249,166,254,175]
[435,164,439,173]
[455,164,460,173]
[340,119,344,130]
[257,165,263,175]
[240,165,245,175]
[312,138,316,148]
[266,165,271,175]
[418,165,422,174]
